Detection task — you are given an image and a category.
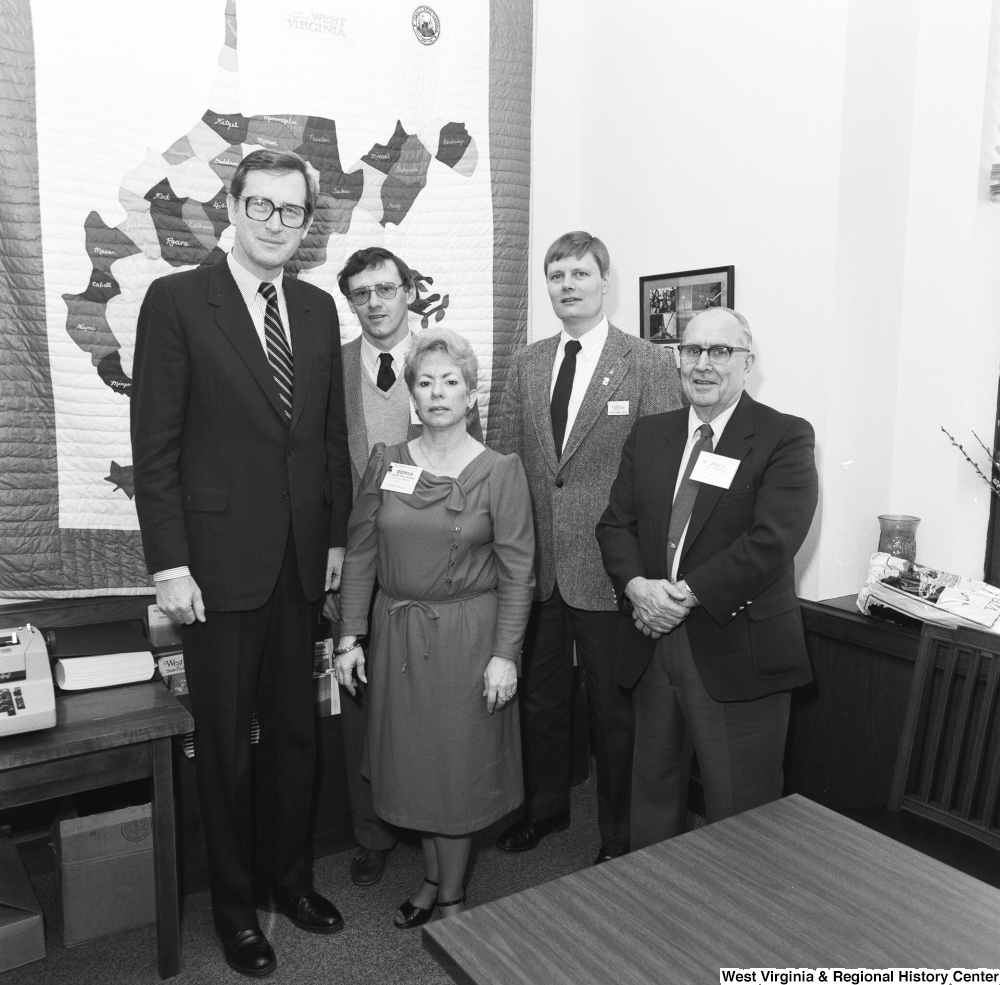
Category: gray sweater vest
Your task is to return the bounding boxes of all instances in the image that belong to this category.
[360,367,412,453]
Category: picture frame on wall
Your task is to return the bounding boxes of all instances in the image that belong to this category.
[639,265,735,344]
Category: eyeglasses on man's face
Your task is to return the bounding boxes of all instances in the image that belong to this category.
[678,344,751,365]
[241,196,308,229]
[348,283,402,306]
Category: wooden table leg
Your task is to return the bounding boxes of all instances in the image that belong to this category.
[151,737,181,978]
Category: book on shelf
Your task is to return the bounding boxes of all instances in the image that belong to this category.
[53,651,156,691]
[44,618,155,691]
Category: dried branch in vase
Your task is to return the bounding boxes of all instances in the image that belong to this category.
[941,426,1000,496]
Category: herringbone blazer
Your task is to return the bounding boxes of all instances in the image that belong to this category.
[342,335,485,500]
[498,324,682,611]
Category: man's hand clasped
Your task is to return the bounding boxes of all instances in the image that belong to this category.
[625,577,696,639]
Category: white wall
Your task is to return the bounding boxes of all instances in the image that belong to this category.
[527,0,583,340]
[888,0,1000,581]
[530,0,1000,599]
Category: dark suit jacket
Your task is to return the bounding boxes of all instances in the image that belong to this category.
[596,392,818,700]
[497,324,683,611]
[131,258,352,611]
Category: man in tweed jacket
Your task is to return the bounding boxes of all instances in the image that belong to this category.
[496,231,683,862]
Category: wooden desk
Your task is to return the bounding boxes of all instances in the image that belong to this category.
[0,683,193,979]
[424,794,1000,984]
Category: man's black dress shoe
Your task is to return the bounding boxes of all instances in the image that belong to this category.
[496,810,570,853]
[220,927,276,978]
[594,845,626,865]
[257,891,344,934]
[351,847,391,886]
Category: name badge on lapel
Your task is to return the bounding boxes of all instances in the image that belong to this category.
[690,452,741,489]
[607,401,629,416]
[381,463,422,494]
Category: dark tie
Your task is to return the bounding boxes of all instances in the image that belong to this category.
[550,339,582,459]
[666,423,714,575]
[258,282,293,420]
[376,352,395,392]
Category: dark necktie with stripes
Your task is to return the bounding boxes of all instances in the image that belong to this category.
[666,423,714,576]
[550,339,582,459]
[258,281,293,421]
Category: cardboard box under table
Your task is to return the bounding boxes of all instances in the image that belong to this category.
[52,803,156,946]
[0,836,45,972]
[0,682,194,978]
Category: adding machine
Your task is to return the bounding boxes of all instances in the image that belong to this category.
[0,625,56,737]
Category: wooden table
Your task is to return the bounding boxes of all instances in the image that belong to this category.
[0,682,193,978]
[424,794,1000,984]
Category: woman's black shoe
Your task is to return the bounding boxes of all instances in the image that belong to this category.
[437,895,465,916]
[393,878,438,929]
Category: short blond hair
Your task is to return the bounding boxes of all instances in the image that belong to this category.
[403,327,478,392]
[544,231,610,278]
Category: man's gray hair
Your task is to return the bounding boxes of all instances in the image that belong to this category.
[684,307,752,348]
[729,309,753,348]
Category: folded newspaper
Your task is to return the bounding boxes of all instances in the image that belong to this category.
[857,553,1000,632]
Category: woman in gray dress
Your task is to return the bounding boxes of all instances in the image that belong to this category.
[334,327,535,926]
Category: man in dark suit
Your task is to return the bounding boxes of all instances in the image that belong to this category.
[596,307,818,850]
[496,232,682,863]
[132,149,352,977]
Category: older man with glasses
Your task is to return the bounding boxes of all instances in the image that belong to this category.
[597,306,818,849]
[330,247,482,888]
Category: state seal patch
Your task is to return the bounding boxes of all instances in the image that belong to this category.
[412,6,440,45]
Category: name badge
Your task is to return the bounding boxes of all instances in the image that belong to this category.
[607,400,629,416]
[690,452,741,489]
[380,463,422,494]
[410,399,421,426]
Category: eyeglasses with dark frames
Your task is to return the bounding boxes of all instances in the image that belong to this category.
[678,344,751,365]
[241,196,308,229]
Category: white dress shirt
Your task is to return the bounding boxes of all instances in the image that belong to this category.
[226,251,293,353]
[360,331,412,385]
[669,399,741,581]
[549,315,609,453]
[154,254,292,583]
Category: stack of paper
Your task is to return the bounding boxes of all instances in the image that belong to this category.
[858,553,1000,632]
[53,651,155,690]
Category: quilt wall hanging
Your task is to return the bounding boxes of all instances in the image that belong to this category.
[0,0,531,596]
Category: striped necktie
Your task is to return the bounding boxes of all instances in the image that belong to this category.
[666,423,714,576]
[258,281,293,421]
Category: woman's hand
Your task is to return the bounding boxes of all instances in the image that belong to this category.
[334,636,367,696]
[483,656,517,714]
